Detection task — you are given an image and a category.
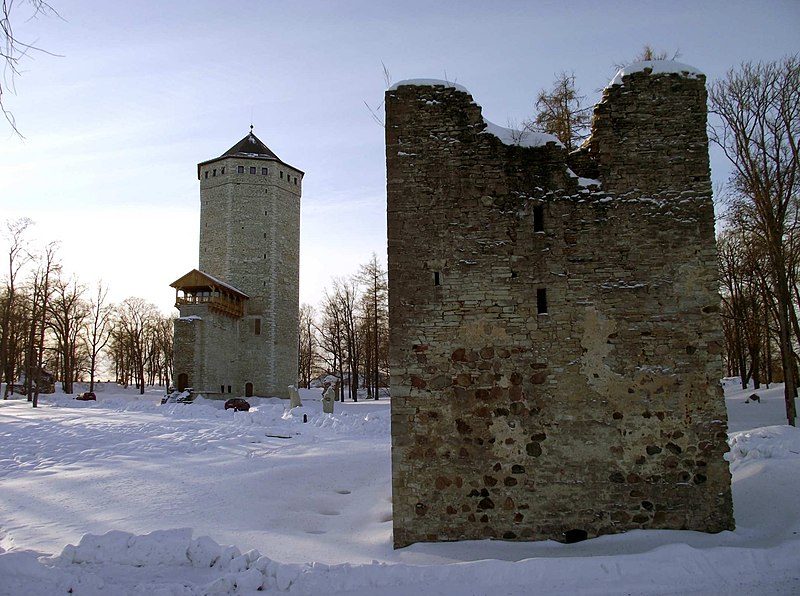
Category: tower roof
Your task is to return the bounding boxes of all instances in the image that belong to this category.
[197,127,304,178]
[220,128,281,161]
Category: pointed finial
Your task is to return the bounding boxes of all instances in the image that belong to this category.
[250,124,254,134]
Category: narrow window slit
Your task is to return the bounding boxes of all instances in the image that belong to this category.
[533,205,544,232]
[537,288,548,314]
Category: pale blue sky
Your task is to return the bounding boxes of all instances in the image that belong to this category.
[1,0,798,313]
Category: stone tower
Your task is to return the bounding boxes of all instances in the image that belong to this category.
[386,62,734,547]
[171,128,303,398]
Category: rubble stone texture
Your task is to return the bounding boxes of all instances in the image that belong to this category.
[385,65,734,548]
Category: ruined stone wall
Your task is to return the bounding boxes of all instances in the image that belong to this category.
[386,67,734,548]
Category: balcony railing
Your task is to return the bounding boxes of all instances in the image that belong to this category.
[175,293,244,318]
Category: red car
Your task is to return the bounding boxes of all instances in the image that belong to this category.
[224,398,250,411]
[76,392,96,401]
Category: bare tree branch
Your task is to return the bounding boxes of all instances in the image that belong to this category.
[1,0,60,136]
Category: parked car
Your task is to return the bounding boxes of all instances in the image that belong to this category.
[76,392,96,401]
[161,388,196,405]
[224,398,250,412]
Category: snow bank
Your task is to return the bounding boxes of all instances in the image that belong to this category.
[727,425,800,471]
[4,526,799,595]
[609,60,704,86]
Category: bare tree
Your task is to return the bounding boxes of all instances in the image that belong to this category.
[316,290,345,395]
[115,297,160,394]
[298,302,318,389]
[145,315,173,387]
[357,253,388,399]
[318,278,361,401]
[709,55,800,425]
[614,45,682,69]
[84,282,113,392]
[1,0,58,135]
[718,225,773,388]
[24,241,59,406]
[1,282,27,396]
[1,218,32,397]
[524,72,590,152]
[48,274,87,393]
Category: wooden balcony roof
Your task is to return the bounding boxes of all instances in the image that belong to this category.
[170,269,248,318]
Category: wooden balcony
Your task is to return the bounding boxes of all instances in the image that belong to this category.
[170,269,248,319]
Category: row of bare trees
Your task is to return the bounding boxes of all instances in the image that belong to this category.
[299,253,388,401]
[712,56,800,425]
[0,219,174,405]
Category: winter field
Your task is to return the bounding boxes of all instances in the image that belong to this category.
[0,381,798,595]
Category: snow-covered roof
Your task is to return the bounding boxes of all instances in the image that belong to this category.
[608,60,704,87]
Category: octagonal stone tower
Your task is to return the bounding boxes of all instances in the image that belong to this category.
[172,128,303,399]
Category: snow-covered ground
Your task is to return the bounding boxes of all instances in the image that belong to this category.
[1,381,798,595]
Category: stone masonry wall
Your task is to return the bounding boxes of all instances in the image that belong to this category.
[173,305,240,396]
[197,158,301,398]
[386,67,734,548]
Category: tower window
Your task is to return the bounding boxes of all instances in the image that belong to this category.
[237,165,244,173]
[537,288,548,314]
[261,167,268,175]
[204,171,208,179]
[212,168,217,177]
[221,167,225,174]
[294,177,298,184]
[533,205,544,232]
[434,271,441,286]
[250,166,256,174]
[220,385,225,393]
[255,318,261,335]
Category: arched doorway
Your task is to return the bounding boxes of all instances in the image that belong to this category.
[245,382,253,397]
[177,373,189,391]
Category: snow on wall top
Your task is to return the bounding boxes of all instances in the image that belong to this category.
[388,78,561,148]
[388,78,470,93]
[609,60,704,87]
[482,118,563,148]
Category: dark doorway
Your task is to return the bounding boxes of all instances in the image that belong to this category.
[177,373,189,391]
[245,382,253,397]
